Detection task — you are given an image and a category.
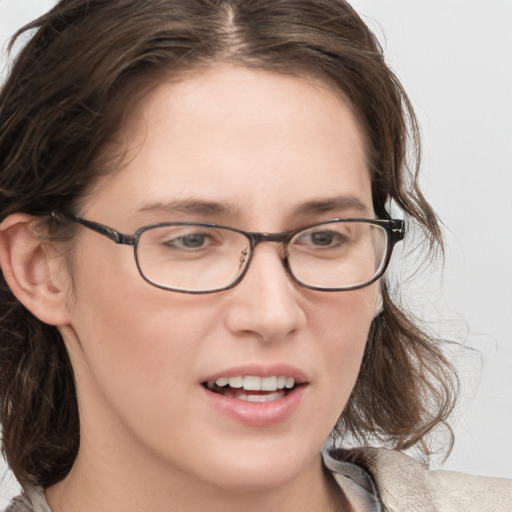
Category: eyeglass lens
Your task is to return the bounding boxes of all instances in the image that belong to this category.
[135,221,388,293]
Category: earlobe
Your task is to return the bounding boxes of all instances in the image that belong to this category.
[0,213,71,326]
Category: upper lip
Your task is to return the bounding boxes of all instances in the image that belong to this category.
[201,364,309,385]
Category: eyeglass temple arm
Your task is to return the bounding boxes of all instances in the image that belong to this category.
[388,219,405,242]
[52,213,136,245]
[377,207,405,240]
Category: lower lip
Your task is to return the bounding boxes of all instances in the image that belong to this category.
[201,385,307,427]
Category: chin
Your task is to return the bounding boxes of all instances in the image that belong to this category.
[190,435,323,493]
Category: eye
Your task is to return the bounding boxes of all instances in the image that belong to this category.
[310,230,343,246]
[164,232,217,250]
[295,229,349,249]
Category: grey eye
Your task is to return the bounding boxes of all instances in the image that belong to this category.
[170,233,210,249]
[310,231,338,246]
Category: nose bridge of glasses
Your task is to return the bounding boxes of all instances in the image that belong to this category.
[241,232,291,279]
[249,231,291,258]
[239,232,292,290]
[250,231,288,243]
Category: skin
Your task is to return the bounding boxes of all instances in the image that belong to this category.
[1,64,379,512]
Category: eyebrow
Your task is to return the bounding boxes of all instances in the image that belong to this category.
[134,195,370,218]
[135,199,241,217]
[294,195,371,216]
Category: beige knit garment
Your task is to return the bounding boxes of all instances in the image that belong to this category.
[334,446,512,512]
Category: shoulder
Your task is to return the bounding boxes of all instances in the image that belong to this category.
[331,446,512,512]
[3,487,51,512]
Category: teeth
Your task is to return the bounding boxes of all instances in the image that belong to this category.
[285,377,295,389]
[227,376,243,388]
[261,376,277,391]
[212,375,296,391]
[238,391,285,402]
[243,375,261,391]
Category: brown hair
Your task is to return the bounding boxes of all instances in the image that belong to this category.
[0,0,457,490]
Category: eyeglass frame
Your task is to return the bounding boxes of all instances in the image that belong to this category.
[53,213,405,294]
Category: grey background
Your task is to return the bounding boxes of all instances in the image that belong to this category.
[1,0,511,505]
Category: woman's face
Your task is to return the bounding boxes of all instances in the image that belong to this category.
[59,64,378,492]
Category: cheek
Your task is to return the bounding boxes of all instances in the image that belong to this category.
[309,286,377,404]
[310,284,377,350]
[62,243,214,409]
[69,284,207,382]
[62,273,226,465]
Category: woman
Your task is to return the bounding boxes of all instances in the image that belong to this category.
[0,1,510,511]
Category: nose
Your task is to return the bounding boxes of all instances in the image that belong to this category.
[223,243,307,342]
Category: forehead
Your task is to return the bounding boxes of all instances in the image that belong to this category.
[85,64,372,227]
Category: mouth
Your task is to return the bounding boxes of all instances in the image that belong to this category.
[202,375,303,403]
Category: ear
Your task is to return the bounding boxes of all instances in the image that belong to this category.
[0,213,72,326]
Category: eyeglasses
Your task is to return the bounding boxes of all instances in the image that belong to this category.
[57,214,405,294]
